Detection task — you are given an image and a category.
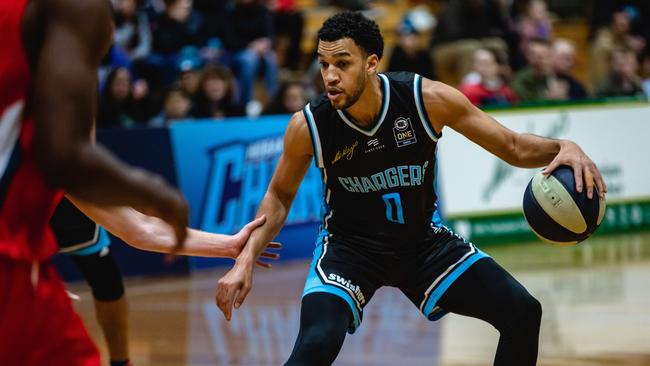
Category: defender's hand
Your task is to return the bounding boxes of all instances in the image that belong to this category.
[542,140,607,199]
[216,261,254,321]
[229,215,281,268]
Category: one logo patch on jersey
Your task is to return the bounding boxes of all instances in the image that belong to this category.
[393,117,417,147]
[331,140,359,165]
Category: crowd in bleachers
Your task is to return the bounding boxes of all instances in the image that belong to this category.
[98,0,650,128]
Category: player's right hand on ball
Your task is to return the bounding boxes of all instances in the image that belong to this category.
[216,262,254,321]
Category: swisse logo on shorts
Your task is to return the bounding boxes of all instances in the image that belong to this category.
[328,273,366,305]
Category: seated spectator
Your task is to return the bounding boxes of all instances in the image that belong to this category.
[431,0,511,85]
[273,0,305,71]
[97,67,145,128]
[516,0,553,58]
[192,65,244,119]
[512,39,568,102]
[223,0,280,105]
[147,0,209,86]
[387,20,435,80]
[264,80,307,115]
[460,49,517,107]
[642,53,650,98]
[177,47,203,98]
[595,47,644,97]
[113,0,152,61]
[151,0,206,55]
[552,38,588,100]
[149,86,193,127]
[591,9,646,85]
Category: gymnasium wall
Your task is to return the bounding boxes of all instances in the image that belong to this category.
[54,100,650,279]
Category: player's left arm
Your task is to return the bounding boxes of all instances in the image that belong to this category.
[420,78,607,199]
[67,196,280,266]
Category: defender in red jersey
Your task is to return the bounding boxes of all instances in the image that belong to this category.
[0,0,189,364]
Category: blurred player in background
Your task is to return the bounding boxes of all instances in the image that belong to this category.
[50,198,280,366]
[0,0,276,364]
[51,199,133,366]
[0,0,187,363]
[215,12,607,366]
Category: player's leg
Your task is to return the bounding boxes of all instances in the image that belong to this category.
[437,257,541,366]
[285,293,352,366]
[71,245,130,366]
[52,199,132,366]
[401,226,540,366]
[287,232,382,365]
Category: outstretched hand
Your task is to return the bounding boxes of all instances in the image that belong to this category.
[542,140,607,199]
[216,262,253,321]
[230,215,282,268]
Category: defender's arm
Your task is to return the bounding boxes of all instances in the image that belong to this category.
[32,0,188,248]
[68,196,279,264]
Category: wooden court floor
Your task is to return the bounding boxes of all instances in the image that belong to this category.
[69,232,650,366]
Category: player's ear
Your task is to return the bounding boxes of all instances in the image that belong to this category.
[366,54,379,75]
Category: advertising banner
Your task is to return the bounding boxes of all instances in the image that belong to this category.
[437,103,650,242]
[170,116,324,268]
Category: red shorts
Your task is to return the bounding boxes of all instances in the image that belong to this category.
[0,258,100,366]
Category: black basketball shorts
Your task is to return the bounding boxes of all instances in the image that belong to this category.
[301,224,490,333]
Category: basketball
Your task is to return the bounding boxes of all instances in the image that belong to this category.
[523,166,606,245]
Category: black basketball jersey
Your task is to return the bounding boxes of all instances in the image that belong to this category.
[304,72,443,246]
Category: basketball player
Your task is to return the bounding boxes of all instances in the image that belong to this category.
[216,12,607,366]
[50,198,279,366]
[2,0,183,364]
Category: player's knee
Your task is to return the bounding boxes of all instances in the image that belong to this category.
[71,250,125,302]
[286,322,346,366]
[501,291,542,336]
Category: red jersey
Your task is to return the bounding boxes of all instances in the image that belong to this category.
[0,0,63,262]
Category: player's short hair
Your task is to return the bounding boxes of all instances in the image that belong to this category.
[318,11,384,60]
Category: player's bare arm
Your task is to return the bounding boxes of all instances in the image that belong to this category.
[27,0,188,249]
[67,196,281,266]
[216,111,314,320]
[420,78,606,199]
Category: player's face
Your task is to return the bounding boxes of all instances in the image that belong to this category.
[317,38,371,110]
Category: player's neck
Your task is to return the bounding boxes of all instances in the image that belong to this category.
[345,74,382,128]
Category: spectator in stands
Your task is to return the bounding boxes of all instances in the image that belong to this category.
[387,19,436,80]
[460,48,517,108]
[147,0,210,86]
[595,47,644,97]
[512,39,568,102]
[151,0,207,55]
[264,80,307,115]
[552,38,588,100]
[113,0,152,61]
[223,0,280,105]
[516,0,553,58]
[273,0,305,71]
[591,9,646,85]
[430,0,512,85]
[149,86,194,127]
[97,67,145,128]
[177,47,203,98]
[192,65,244,119]
[642,52,650,98]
